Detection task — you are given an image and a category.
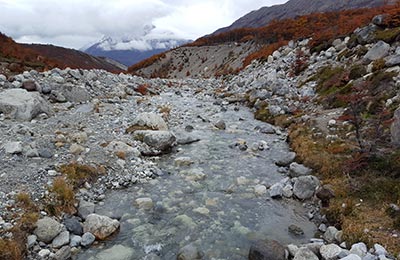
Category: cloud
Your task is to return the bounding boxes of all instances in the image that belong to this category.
[0,0,287,49]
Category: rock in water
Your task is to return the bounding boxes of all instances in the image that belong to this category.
[248,240,286,260]
[0,89,53,120]
[177,243,203,260]
[92,245,135,260]
[134,130,176,151]
[293,175,319,200]
[34,217,63,243]
[83,214,120,240]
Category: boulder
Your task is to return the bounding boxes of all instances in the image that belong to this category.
[364,41,390,61]
[293,247,319,260]
[391,107,400,147]
[275,152,296,166]
[61,84,90,103]
[248,240,286,260]
[350,242,367,258]
[324,226,339,243]
[127,112,168,132]
[385,55,400,67]
[135,130,176,151]
[83,214,120,240]
[21,80,39,91]
[293,175,319,200]
[0,89,53,120]
[269,183,284,198]
[34,217,63,243]
[289,162,312,177]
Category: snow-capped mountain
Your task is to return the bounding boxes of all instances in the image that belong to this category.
[83,25,191,66]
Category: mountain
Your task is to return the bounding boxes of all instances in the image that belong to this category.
[83,26,191,66]
[0,32,125,76]
[128,2,396,78]
[214,0,387,34]
[23,44,127,72]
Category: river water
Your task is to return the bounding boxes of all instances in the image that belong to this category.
[78,88,316,259]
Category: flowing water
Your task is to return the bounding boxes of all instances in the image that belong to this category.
[78,89,316,259]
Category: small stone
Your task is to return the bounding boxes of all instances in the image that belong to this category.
[174,157,195,167]
[52,231,70,248]
[193,207,210,216]
[177,243,202,260]
[70,235,82,247]
[135,198,154,210]
[324,226,339,243]
[78,200,95,220]
[83,214,120,240]
[39,148,53,158]
[288,224,304,236]
[350,242,367,258]
[64,216,83,235]
[81,232,95,247]
[236,176,249,185]
[293,247,319,260]
[214,120,226,130]
[70,144,85,155]
[374,244,387,256]
[319,223,327,232]
[38,249,51,258]
[3,141,23,154]
[269,182,284,198]
[282,184,293,198]
[27,234,37,248]
[320,244,342,260]
[341,254,361,260]
[289,162,312,177]
[275,152,296,166]
[254,184,267,196]
[54,246,71,260]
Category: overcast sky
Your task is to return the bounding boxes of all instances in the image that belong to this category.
[0,0,286,49]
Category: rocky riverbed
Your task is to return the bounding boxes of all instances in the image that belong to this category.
[1,19,399,259]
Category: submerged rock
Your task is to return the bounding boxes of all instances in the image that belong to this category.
[248,239,286,260]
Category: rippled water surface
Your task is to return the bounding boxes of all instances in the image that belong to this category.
[78,90,316,259]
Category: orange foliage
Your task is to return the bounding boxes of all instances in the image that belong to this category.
[128,52,167,73]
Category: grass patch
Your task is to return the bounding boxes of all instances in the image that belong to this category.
[58,162,104,188]
[0,238,24,260]
[374,27,400,43]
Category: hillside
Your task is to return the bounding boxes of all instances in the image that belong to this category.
[214,0,387,34]
[0,32,125,77]
[128,3,397,78]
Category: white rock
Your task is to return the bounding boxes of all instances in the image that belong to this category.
[324,226,339,243]
[83,214,120,240]
[374,244,387,256]
[2,141,23,154]
[320,244,342,260]
[350,242,367,258]
[135,198,154,210]
[269,182,283,198]
[38,249,51,258]
[254,184,267,195]
[340,254,362,260]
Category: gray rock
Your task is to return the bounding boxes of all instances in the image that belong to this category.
[130,112,168,131]
[70,235,82,247]
[52,231,70,248]
[288,224,304,236]
[39,148,53,158]
[135,130,176,151]
[293,175,319,200]
[363,253,378,260]
[135,197,154,210]
[214,120,226,130]
[83,214,120,240]
[248,240,286,260]
[34,217,63,243]
[78,200,95,220]
[289,162,312,177]
[341,254,362,260]
[385,55,400,67]
[372,15,388,26]
[64,216,83,235]
[269,182,284,198]
[81,232,95,247]
[2,141,23,154]
[177,243,203,260]
[282,184,293,198]
[350,242,368,258]
[324,226,339,243]
[0,89,53,120]
[364,41,390,61]
[320,244,342,260]
[293,247,319,260]
[373,244,387,256]
[54,246,71,260]
[106,141,137,156]
[38,249,51,258]
[275,152,296,166]
[27,234,37,248]
[61,84,90,103]
[21,80,39,91]
[354,24,378,44]
[259,124,275,134]
[391,107,400,147]
[92,245,134,260]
